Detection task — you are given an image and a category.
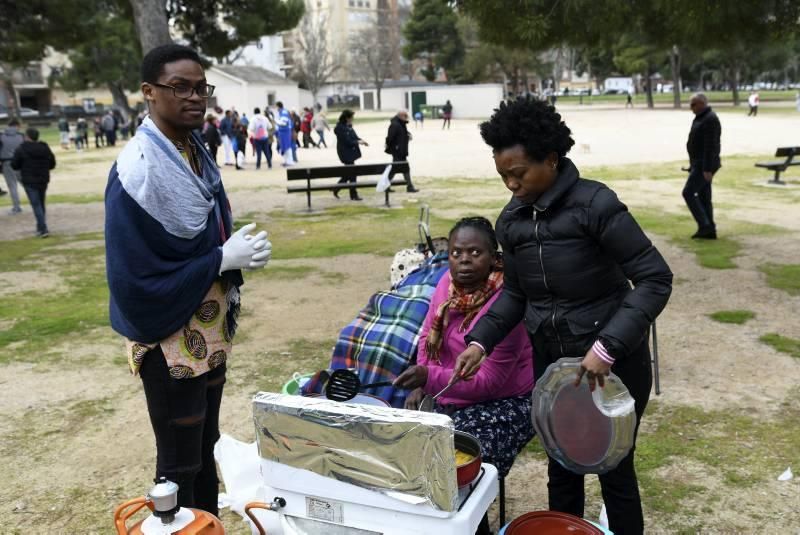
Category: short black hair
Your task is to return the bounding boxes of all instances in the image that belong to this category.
[8,119,20,127]
[254,107,260,114]
[26,127,39,141]
[338,109,354,124]
[140,44,202,84]
[276,101,284,108]
[449,216,498,252]
[480,96,574,162]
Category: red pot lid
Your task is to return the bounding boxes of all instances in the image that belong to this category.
[506,511,604,535]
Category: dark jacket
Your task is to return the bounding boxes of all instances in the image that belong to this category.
[205,122,222,147]
[385,116,410,159]
[11,141,56,187]
[334,121,362,164]
[467,158,672,362]
[686,107,721,173]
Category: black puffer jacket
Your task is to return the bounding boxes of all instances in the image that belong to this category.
[385,116,410,158]
[334,122,362,164]
[686,107,721,173]
[467,158,672,362]
[11,141,56,187]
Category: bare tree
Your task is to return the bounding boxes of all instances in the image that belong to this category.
[350,20,397,110]
[129,0,172,54]
[293,6,340,104]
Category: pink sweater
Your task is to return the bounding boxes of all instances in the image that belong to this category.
[418,271,534,408]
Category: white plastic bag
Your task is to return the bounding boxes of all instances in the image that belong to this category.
[236,151,245,168]
[376,164,392,192]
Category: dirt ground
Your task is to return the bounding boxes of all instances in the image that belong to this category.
[1,107,798,533]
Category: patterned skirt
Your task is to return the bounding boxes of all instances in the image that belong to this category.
[437,395,535,478]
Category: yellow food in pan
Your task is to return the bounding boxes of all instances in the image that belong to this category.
[455,448,475,465]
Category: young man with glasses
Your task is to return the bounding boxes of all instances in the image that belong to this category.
[105,44,271,516]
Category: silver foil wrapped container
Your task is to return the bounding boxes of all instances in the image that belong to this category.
[253,392,458,512]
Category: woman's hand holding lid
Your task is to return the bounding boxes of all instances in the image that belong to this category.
[574,347,612,392]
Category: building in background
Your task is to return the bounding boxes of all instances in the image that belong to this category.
[359,81,503,119]
[205,64,312,113]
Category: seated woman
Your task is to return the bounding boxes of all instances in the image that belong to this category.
[394,216,535,480]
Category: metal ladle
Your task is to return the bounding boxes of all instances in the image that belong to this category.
[418,376,462,412]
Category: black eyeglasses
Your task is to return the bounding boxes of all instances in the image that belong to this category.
[151,82,215,99]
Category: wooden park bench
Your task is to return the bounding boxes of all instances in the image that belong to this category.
[287,161,410,210]
[755,146,800,184]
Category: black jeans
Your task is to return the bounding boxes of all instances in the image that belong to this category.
[253,138,272,169]
[389,154,416,191]
[23,185,47,234]
[532,321,652,535]
[682,166,715,231]
[336,161,359,199]
[139,346,226,516]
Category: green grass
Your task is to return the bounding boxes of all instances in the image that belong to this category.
[759,263,800,295]
[0,233,108,361]
[759,333,800,359]
[586,154,800,192]
[556,89,799,106]
[708,310,756,324]
[239,205,457,260]
[635,399,800,529]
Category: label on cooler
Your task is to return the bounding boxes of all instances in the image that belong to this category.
[305,496,344,524]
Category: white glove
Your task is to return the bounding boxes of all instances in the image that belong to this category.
[219,223,272,274]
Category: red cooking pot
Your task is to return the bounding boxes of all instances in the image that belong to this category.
[454,430,482,487]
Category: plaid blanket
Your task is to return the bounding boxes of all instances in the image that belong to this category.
[302,252,449,407]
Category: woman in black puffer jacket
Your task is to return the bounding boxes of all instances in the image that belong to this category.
[453,97,672,535]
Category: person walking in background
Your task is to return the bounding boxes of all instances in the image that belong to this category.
[93,116,105,148]
[333,109,368,201]
[248,107,272,170]
[58,115,71,149]
[203,114,222,166]
[684,93,721,240]
[626,91,634,108]
[11,127,55,237]
[290,109,301,162]
[384,109,419,193]
[413,109,424,128]
[233,121,248,170]
[747,91,759,116]
[76,117,89,151]
[274,101,294,166]
[102,110,117,146]
[441,100,453,129]
[300,107,317,148]
[220,110,234,166]
[0,119,25,213]
[312,111,330,148]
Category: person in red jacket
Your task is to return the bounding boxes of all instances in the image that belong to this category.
[300,107,317,148]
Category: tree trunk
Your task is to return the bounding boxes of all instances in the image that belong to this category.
[730,63,741,106]
[108,82,134,120]
[129,0,172,54]
[645,63,654,109]
[670,45,681,108]
[0,63,20,119]
[376,83,382,111]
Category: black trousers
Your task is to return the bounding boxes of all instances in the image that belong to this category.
[336,161,359,199]
[682,166,715,231]
[139,346,226,516]
[531,321,652,535]
[389,153,416,191]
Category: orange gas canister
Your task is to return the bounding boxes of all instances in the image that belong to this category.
[113,478,225,535]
